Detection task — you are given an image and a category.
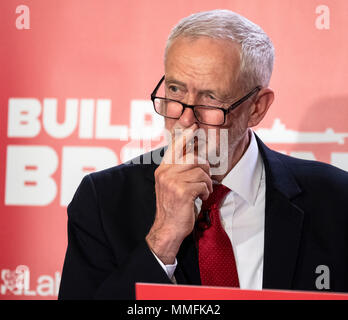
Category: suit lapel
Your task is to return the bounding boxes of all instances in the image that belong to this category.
[256,136,304,290]
[139,147,163,229]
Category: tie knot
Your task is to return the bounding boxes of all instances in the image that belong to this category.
[202,184,230,211]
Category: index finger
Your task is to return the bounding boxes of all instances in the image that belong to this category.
[163,123,198,163]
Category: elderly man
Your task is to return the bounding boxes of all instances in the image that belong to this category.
[58,9,348,299]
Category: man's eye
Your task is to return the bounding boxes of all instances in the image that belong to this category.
[205,94,217,102]
[169,86,179,93]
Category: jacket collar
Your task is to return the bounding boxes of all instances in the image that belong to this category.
[255,134,304,290]
[255,134,302,199]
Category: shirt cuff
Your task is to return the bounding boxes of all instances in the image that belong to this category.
[150,250,177,281]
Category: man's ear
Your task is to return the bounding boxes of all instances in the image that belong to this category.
[247,88,274,127]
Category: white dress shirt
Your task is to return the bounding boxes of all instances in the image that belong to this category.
[152,130,265,290]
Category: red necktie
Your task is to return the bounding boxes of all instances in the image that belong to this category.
[196,184,240,287]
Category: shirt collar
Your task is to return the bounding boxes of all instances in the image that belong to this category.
[221,130,263,206]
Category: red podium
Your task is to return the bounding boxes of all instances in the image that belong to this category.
[136,283,348,300]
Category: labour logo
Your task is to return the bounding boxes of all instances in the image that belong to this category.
[1,265,28,295]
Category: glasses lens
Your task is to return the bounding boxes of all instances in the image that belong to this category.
[154,98,183,119]
[194,106,225,125]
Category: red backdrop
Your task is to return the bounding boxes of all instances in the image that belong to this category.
[0,0,347,299]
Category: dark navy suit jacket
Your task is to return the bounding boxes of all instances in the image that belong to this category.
[58,136,348,299]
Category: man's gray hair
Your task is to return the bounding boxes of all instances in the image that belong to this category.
[165,9,274,93]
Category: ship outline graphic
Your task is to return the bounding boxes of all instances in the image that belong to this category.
[255,118,348,144]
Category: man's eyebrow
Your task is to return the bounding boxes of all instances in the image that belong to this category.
[198,88,218,96]
[164,78,187,87]
[198,88,231,101]
[165,77,224,97]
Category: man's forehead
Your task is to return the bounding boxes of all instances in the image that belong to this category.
[164,36,241,96]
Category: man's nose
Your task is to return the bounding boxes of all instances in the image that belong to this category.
[178,106,198,127]
[179,94,199,127]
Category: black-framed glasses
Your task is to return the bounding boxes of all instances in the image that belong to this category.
[150,75,261,126]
